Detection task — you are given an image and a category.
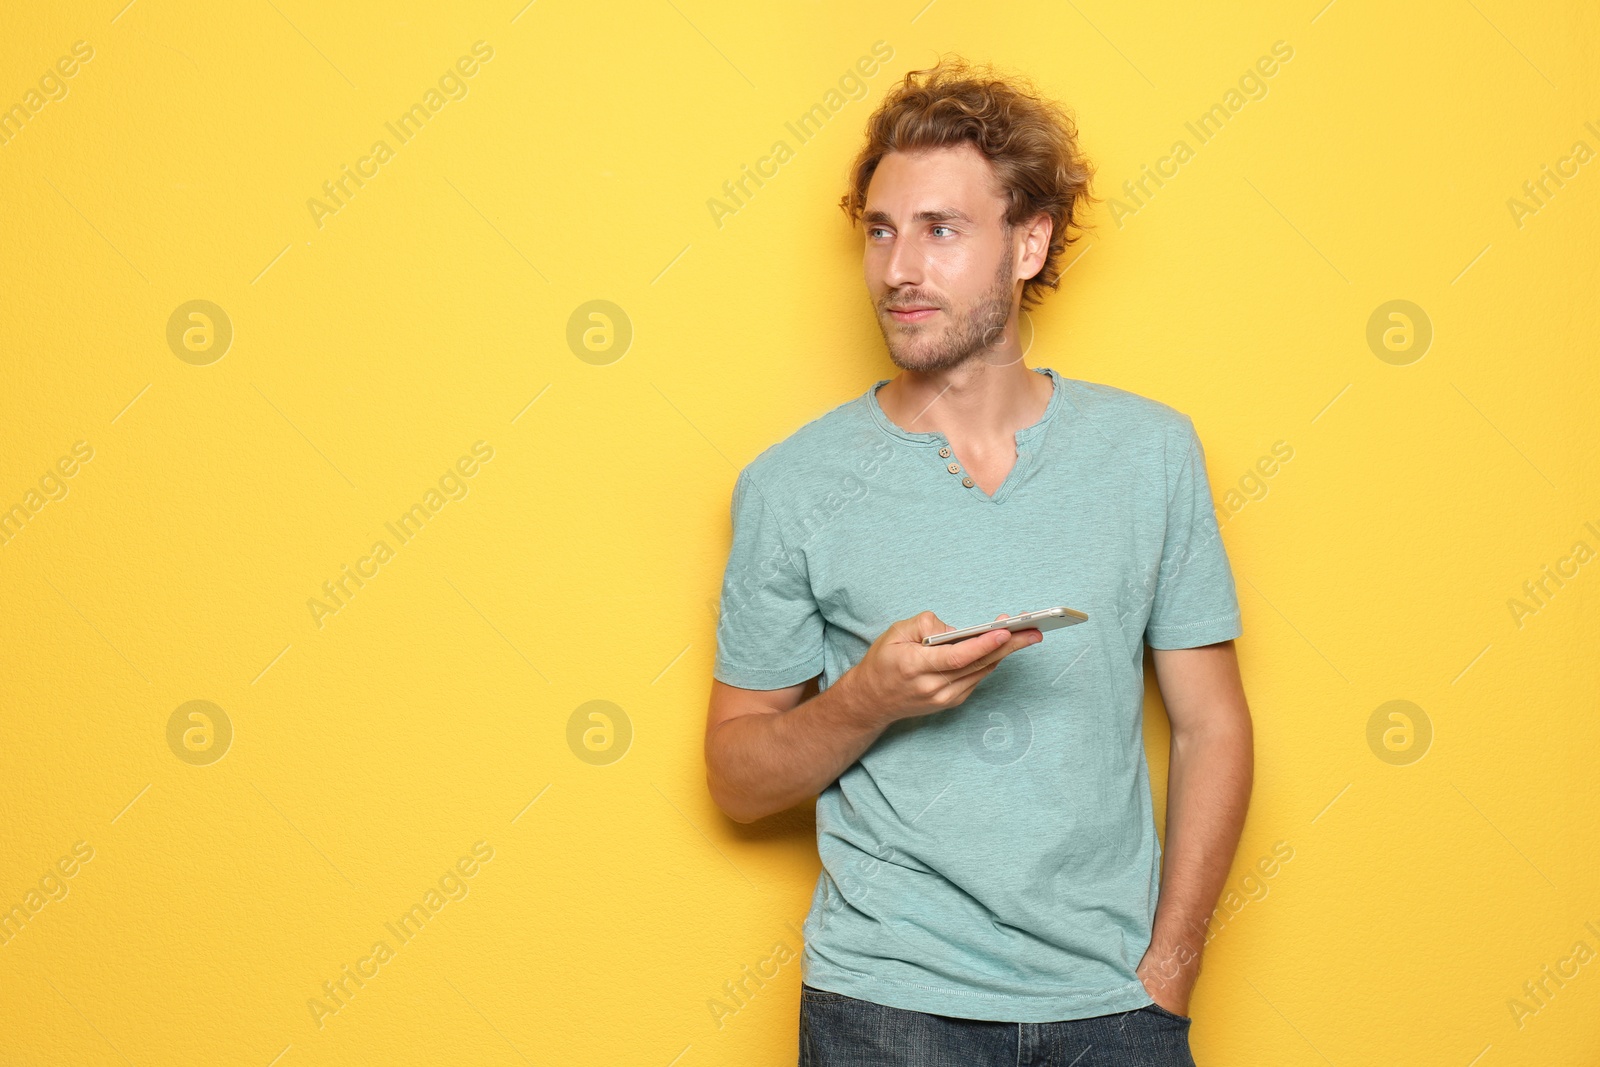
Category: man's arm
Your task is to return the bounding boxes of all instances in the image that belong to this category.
[1136,638,1254,1015]
[705,612,1042,824]
[705,674,888,824]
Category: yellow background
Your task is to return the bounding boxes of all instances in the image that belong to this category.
[2,0,1597,1064]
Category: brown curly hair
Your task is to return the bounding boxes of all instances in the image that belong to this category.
[839,55,1098,311]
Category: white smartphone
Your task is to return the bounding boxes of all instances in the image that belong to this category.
[921,606,1089,646]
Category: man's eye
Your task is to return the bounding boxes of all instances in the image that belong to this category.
[868,226,889,239]
[931,225,954,237]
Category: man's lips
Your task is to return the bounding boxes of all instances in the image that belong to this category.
[887,306,940,323]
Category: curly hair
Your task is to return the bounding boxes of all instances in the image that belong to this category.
[838,55,1098,311]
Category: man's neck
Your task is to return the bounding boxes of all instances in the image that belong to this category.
[876,359,1053,441]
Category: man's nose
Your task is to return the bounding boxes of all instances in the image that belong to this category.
[883,234,924,288]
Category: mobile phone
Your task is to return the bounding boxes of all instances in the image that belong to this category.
[921,606,1089,646]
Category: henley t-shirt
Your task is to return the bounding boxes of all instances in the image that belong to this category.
[711,364,1244,1023]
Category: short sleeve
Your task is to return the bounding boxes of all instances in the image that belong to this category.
[1144,421,1244,650]
[712,469,826,689]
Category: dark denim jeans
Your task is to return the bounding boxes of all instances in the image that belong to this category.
[799,983,1197,1067]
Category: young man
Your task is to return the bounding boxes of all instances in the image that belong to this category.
[704,57,1252,1067]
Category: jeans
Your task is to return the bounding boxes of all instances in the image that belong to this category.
[799,983,1197,1067]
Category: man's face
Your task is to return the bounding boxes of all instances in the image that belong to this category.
[861,142,1019,372]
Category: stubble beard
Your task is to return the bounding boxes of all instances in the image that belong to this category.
[879,228,1018,374]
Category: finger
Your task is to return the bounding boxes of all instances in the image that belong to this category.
[931,625,1015,672]
[941,615,1052,669]
[939,628,1041,681]
[980,628,1042,664]
[931,659,1000,703]
[931,660,995,702]
[932,614,1010,659]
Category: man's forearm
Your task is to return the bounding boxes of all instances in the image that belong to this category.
[706,675,889,824]
[1145,715,1254,988]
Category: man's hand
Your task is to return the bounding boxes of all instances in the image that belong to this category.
[705,610,1042,823]
[1136,935,1203,1017]
[836,610,1043,730]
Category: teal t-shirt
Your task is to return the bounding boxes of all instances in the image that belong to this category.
[712,365,1243,1022]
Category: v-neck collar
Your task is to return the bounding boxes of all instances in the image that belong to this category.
[865,366,1065,505]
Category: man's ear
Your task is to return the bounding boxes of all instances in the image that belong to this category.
[1021,213,1054,278]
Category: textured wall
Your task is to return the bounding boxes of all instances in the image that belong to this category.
[0,1,1596,1064]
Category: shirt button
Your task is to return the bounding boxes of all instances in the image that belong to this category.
[946,463,961,474]
[938,447,951,458]
[962,477,975,488]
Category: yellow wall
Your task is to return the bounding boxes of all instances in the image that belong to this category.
[2,1,1596,1063]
